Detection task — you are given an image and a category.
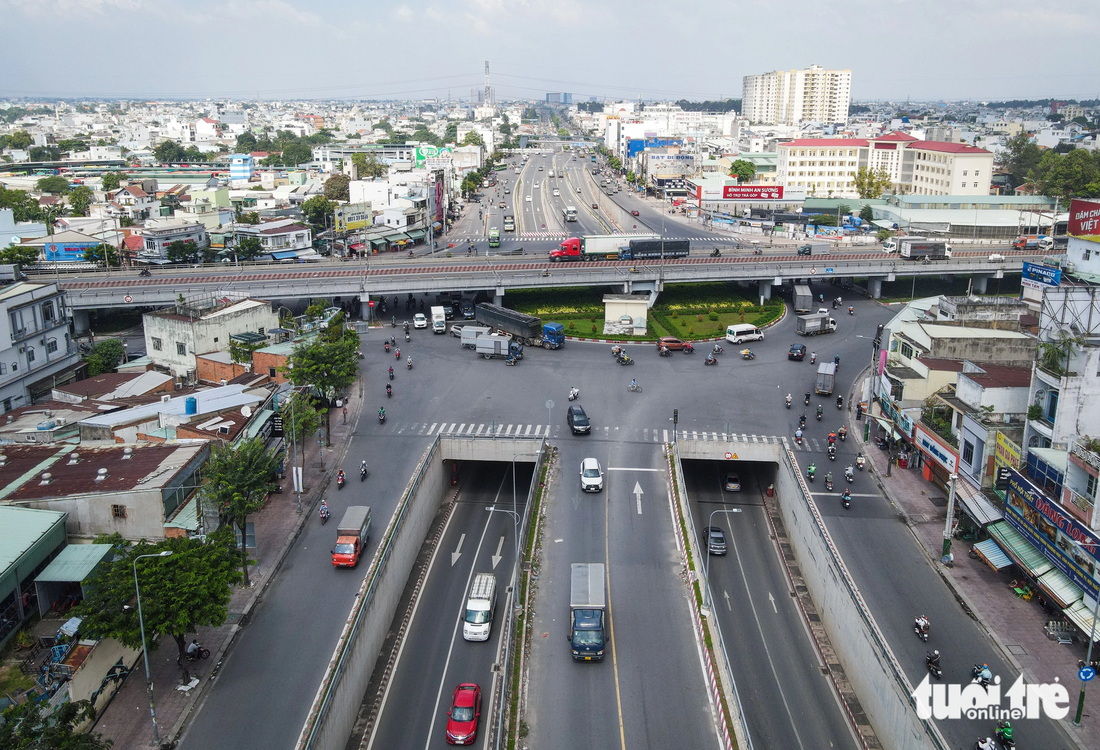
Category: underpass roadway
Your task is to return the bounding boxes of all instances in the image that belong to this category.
[364,461,533,750]
[682,458,859,750]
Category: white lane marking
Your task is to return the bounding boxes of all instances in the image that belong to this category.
[663,429,668,442]
[525,424,532,436]
[491,536,505,569]
[428,422,437,434]
[457,423,466,434]
[633,481,644,514]
[535,424,543,436]
[725,591,733,611]
[505,424,514,435]
[607,467,662,472]
[768,592,777,613]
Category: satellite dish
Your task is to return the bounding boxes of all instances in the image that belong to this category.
[241,406,252,417]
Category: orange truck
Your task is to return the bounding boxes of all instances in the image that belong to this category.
[331,506,372,568]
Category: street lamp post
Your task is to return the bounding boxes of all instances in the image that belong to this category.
[1073,540,1100,727]
[702,507,741,614]
[133,550,172,747]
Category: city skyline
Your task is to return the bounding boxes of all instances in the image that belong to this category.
[1,0,1098,101]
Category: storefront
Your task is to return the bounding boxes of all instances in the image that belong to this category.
[913,424,958,493]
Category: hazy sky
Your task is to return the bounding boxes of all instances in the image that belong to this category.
[2,0,1098,102]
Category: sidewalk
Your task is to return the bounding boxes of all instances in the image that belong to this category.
[848,388,1098,750]
[92,393,361,749]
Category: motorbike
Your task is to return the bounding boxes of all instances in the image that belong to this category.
[836,396,844,410]
[384,341,390,353]
[839,426,847,442]
[752,248,763,255]
[740,349,755,360]
[810,352,817,364]
[388,368,394,381]
[712,344,724,355]
[378,410,386,425]
[816,406,823,421]
[611,345,625,358]
[406,357,413,370]
[404,332,410,342]
[659,346,672,357]
[856,454,866,471]
[683,343,695,354]
[386,384,392,398]
[915,618,930,642]
[139,268,152,277]
[710,248,721,257]
[785,395,792,409]
[804,392,811,406]
[395,349,401,360]
[794,432,803,445]
[704,355,718,366]
[337,473,345,490]
[505,355,518,366]
[841,490,851,508]
[319,504,330,525]
[824,475,833,491]
[845,466,855,483]
[849,306,854,316]
[994,724,1015,748]
[806,464,816,482]
[798,416,807,429]
[391,317,396,328]
[619,355,635,366]
[568,387,580,401]
[828,445,836,461]
[181,641,211,664]
[971,665,993,688]
[927,653,943,680]
[360,466,368,481]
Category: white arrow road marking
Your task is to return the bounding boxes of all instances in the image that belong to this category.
[451,533,465,566]
[633,481,644,514]
[492,535,505,569]
[724,591,732,611]
[768,592,777,613]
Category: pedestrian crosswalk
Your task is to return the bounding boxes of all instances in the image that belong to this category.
[372,421,788,445]
[519,232,568,239]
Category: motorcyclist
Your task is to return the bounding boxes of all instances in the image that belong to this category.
[995,720,1013,745]
[378,407,385,420]
[838,425,848,440]
[319,500,329,519]
[713,344,724,354]
[390,334,396,346]
[705,353,716,365]
[795,428,803,442]
[915,615,930,636]
[361,460,368,476]
[834,354,840,368]
[395,347,400,360]
[824,471,833,487]
[816,404,823,419]
[845,465,855,482]
[837,395,844,409]
[927,649,941,669]
[630,378,637,390]
[798,414,807,429]
[403,321,409,333]
[187,639,201,658]
[807,463,816,480]
[337,469,345,484]
[848,306,854,315]
[804,391,811,404]
[841,488,851,504]
[407,355,413,368]
[386,383,392,396]
[974,663,992,685]
[785,393,792,407]
[976,738,996,750]
[388,366,394,379]
[810,351,817,364]
[828,431,837,444]
[569,386,579,400]
[828,444,836,459]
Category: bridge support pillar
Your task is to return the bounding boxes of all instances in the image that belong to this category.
[358,294,372,320]
[758,281,772,305]
[493,287,505,306]
[868,278,884,299]
[72,309,91,335]
[972,275,989,294]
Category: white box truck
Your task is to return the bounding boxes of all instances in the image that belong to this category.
[462,573,498,641]
[431,306,446,334]
[569,563,607,661]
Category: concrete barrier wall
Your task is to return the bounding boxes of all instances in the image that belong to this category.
[299,438,446,750]
[677,436,944,750]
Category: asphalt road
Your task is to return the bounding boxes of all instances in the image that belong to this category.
[368,462,532,750]
[683,460,858,750]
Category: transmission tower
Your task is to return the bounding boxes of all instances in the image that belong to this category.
[484,61,492,107]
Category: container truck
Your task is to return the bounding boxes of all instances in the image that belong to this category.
[462,573,498,642]
[562,205,577,222]
[619,239,690,260]
[796,243,830,256]
[474,303,566,349]
[793,285,814,314]
[475,334,524,360]
[331,506,372,568]
[796,312,838,336]
[885,236,952,260]
[569,563,607,661]
[814,362,837,395]
[1012,234,1049,250]
[551,233,660,261]
[431,306,446,334]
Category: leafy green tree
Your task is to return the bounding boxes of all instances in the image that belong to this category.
[876,228,893,241]
[282,142,313,165]
[8,129,32,150]
[284,315,359,440]
[84,339,126,375]
[201,438,280,587]
[76,530,241,681]
[84,243,120,267]
[1031,148,1100,198]
[57,138,89,153]
[67,185,94,216]
[443,122,458,143]
[166,239,195,264]
[36,175,71,194]
[301,195,335,227]
[626,171,637,184]
[101,171,124,191]
[154,140,188,163]
[235,131,257,151]
[498,121,512,137]
[0,244,40,265]
[29,146,60,162]
[853,166,893,198]
[729,159,756,184]
[352,152,387,179]
[375,119,393,133]
[461,130,484,147]
[807,214,838,226]
[998,132,1042,189]
[0,186,42,222]
[860,204,875,224]
[41,202,69,233]
[0,699,112,750]
[236,235,263,261]
[324,173,350,201]
[411,127,442,147]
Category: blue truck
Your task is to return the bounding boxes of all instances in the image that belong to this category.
[475,303,565,349]
[618,238,690,260]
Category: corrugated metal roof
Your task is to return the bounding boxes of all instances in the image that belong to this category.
[1037,568,1083,609]
[0,507,67,570]
[35,543,114,582]
[973,539,1012,570]
[987,521,1053,578]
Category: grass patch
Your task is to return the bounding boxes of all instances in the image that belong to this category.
[0,662,35,695]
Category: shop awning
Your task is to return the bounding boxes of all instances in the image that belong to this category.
[164,495,201,531]
[406,229,426,240]
[382,232,409,243]
[955,475,1003,527]
[35,544,114,583]
[972,539,1012,571]
[986,521,1053,578]
[1037,569,1083,609]
[1065,600,1100,642]
[270,250,298,260]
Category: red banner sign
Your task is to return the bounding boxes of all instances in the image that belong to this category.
[1068,199,1100,240]
[722,186,784,200]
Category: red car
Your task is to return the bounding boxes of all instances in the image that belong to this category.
[446,683,482,745]
[631,210,640,216]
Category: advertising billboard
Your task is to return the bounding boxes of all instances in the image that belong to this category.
[1021,261,1062,291]
[333,202,372,233]
[723,185,784,200]
[413,146,453,169]
[1068,198,1100,242]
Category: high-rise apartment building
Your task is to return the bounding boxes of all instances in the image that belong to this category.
[742,65,851,125]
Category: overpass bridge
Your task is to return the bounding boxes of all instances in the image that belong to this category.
[57,249,1033,320]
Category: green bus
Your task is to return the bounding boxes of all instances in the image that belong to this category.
[488,228,501,247]
[493,163,507,171]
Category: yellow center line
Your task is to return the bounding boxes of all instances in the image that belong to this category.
[605,473,627,750]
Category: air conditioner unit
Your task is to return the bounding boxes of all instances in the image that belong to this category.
[174,382,183,390]
[161,394,172,403]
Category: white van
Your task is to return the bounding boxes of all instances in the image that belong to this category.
[462,573,498,641]
[725,323,764,344]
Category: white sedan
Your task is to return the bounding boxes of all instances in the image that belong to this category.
[526,195,532,202]
[413,313,427,329]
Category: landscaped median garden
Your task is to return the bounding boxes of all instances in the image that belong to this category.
[506,282,784,341]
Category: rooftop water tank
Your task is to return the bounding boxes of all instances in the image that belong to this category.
[185,397,197,415]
